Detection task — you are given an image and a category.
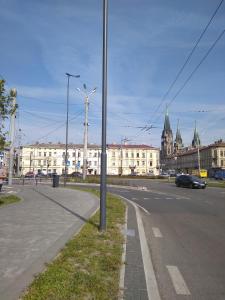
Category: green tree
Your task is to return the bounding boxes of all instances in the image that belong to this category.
[0,79,17,150]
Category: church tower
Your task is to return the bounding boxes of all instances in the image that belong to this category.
[174,119,183,153]
[161,107,173,158]
[192,121,201,148]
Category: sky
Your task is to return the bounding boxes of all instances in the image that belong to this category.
[0,0,225,148]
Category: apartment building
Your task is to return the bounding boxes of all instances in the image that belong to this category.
[19,142,160,176]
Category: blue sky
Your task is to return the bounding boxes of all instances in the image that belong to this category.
[0,0,225,148]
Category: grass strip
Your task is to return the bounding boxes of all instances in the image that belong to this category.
[0,195,21,206]
[22,189,126,300]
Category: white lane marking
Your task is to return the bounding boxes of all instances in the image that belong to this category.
[144,197,150,200]
[152,227,163,238]
[119,206,128,299]
[136,203,151,215]
[166,197,172,200]
[154,197,160,200]
[166,265,191,295]
[132,197,137,200]
[120,196,161,300]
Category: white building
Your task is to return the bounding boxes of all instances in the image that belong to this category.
[19,142,160,176]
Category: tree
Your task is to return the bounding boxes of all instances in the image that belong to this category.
[0,79,17,150]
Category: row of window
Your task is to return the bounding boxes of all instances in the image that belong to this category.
[29,151,100,158]
[111,161,153,167]
[111,152,153,159]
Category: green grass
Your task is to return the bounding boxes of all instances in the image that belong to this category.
[0,195,21,206]
[22,189,126,300]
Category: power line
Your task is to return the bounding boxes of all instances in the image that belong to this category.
[147,0,224,125]
[167,29,225,108]
[37,110,84,141]
[20,95,83,106]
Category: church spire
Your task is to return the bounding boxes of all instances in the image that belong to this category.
[174,119,183,153]
[192,121,201,148]
[163,104,171,131]
[161,105,173,158]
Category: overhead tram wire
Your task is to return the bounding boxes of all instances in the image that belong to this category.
[36,110,84,141]
[146,0,224,126]
[148,0,224,124]
[133,28,225,141]
[167,29,225,108]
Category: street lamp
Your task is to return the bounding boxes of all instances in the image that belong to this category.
[76,85,97,180]
[64,73,80,186]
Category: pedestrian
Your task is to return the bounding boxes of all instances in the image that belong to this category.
[0,165,6,192]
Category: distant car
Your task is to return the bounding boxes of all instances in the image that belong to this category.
[68,172,82,177]
[24,172,35,178]
[175,174,207,189]
[36,172,46,178]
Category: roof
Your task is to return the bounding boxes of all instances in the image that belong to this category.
[21,143,159,151]
[107,144,159,150]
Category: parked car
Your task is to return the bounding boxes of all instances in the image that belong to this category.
[175,174,207,189]
[24,172,35,178]
[36,172,46,178]
[68,171,82,177]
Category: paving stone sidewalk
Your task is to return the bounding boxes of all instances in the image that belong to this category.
[0,185,99,300]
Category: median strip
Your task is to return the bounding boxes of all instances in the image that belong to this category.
[22,189,126,300]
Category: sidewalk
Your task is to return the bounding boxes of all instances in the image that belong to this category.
[0,183,150,300]
[0,185,99,300]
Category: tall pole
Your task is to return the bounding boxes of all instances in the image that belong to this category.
[83,95,89,180]
[100,0,108,231]
[64,75,70,186]
[8,89,17,185]
[197,144,201,175]
[64,73,80,186]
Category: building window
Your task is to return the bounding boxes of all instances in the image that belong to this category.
[54,152,57,155]
[48,161,51,166]
[43,160,47,166]
[53,160,57,166]
[137,153,139,158]
[149,161,152,166]
[214,150,217,157]
[142,161,145,166]
[112,151,115,157]
[44,152,46,157]
[131,152,134,158]
[221,160,224,167]
[73,152,75,157]
[142,152,145,158]
[137,161,139,166]
[72,161,76,166]
[94,152,97,157]
[39,152,41,156]
[94,161,97,166]
[88,161,92,167]
[89,152,92,157]
[220,151,223,157]
[49,152,52,157]
[38,160,41,166]
[112,162,115,166]
[62,152,65,157]
[126,152,128,158]
[150,153,152,158]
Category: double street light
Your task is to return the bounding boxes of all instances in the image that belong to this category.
[76,84,97,180]
[64,73,80,186]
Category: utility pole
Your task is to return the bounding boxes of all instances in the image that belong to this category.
[8,88,17,185]
[64,73,80,186]
[197,144,201,175]
[76,85,96,181]
[83,95,89,180]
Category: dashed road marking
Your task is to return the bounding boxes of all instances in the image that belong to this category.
[144,197,150,200]
[132,197,137,200]
[166,265,191,295]
[152,227,163,238]
[166,197,173,200]
[154,197,160,200]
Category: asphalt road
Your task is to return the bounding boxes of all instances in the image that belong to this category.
[109,181,225,300]
[77,180,225,300]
